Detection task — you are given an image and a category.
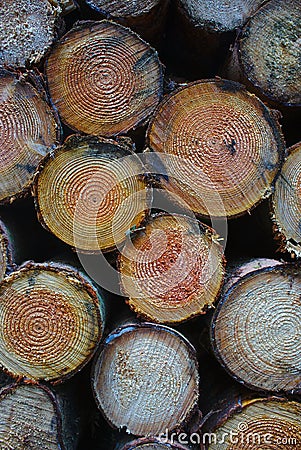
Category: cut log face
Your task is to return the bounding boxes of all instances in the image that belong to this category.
[46,20,163,136]
[0,262,104,383]
[272,142,301,257]
[0,221,13,282]
[86,0,161,18]
[212,264,301,393]
[0,0,61,67]
[0,70,60,204]
[92,323,199,436]
[147,79,285,218]
[205,398,301,449]
[0,383,63,449]
[118,213,225,323]
[239,0,301,106]
[177,0,264,32]
[35,135,150,252]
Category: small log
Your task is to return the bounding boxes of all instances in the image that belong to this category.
[118,436,190,449]
[211,262,301,393]
[59,0,77,15]
[34,134,151,253]
[0,382,64,449]
[0,0,62,68]
[118,212,225,323]
[84,0,170,44]
[46,20,163,137]
[272,142,301,257]
[201,396,301,449]
[147,79,285,218]
[92,322,199,436]
[0,220,14,282]
[0,69,61,204]
[227,0,301,107]
[0,261,105,384]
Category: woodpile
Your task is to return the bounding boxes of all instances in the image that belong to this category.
[0,0,300,448]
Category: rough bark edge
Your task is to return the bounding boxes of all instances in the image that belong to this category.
[117,211,226,324]
[0,260,105,385]
[271,142,301,258]
[0,68,62,206]
[0,381,65,449]
[146,77,286,220]
[0,220,15,277]
[210,262,301,395]
[32,134,153,254]
[91,322,201,435]
[44,20,165,136]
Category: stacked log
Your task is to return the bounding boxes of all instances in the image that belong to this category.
[0,1,300,449]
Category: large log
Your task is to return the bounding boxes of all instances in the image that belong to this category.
[45,20,163,137]
[201,396,301,449]
[92,323,199,436]
[0,261,105,383]
[34,134,151,253]
[118,212,225,323]
[272,142,301,257]
[226,0,301,108]
[0,0,63,68]
[147,79,285,218]
[84,0,170,44]
[0,382,72,449]
[0,70,61,204]
[211,261,301,393]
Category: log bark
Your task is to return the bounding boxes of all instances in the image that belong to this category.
[0,69,61,205]
[147,78,285,219]
[226,0,301,108]
[0,382,65,449]
[34,134,151,253]
[118,212,225,323]
[272,142,301,257]
[174,0,264,76]
[45,20,163,137]
[201,396,301,449]
[211,262,301,393]
[92,322,199,436]
[84,0,170,45]
[0,261,105,384]
[0,0,63,68]
[0,220,14,282]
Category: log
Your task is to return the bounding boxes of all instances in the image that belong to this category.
[0,220,14,282]
[118,436,190,449]
[45,20,163,137]
[272,142,301,257]
[34,134,151,253]
[226,0,301,107]
[0,261,105,383]
[0,382,66,449]
[118,212,225,323]
[0,0,62,68]
[201,396,301,449]
[59,0,77,15]
[211,262,301,393]
[147,79,285,218]
[174,0,264,76]
[0,69,61,204]
[92,323,199,436]
[84,0,170,44]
